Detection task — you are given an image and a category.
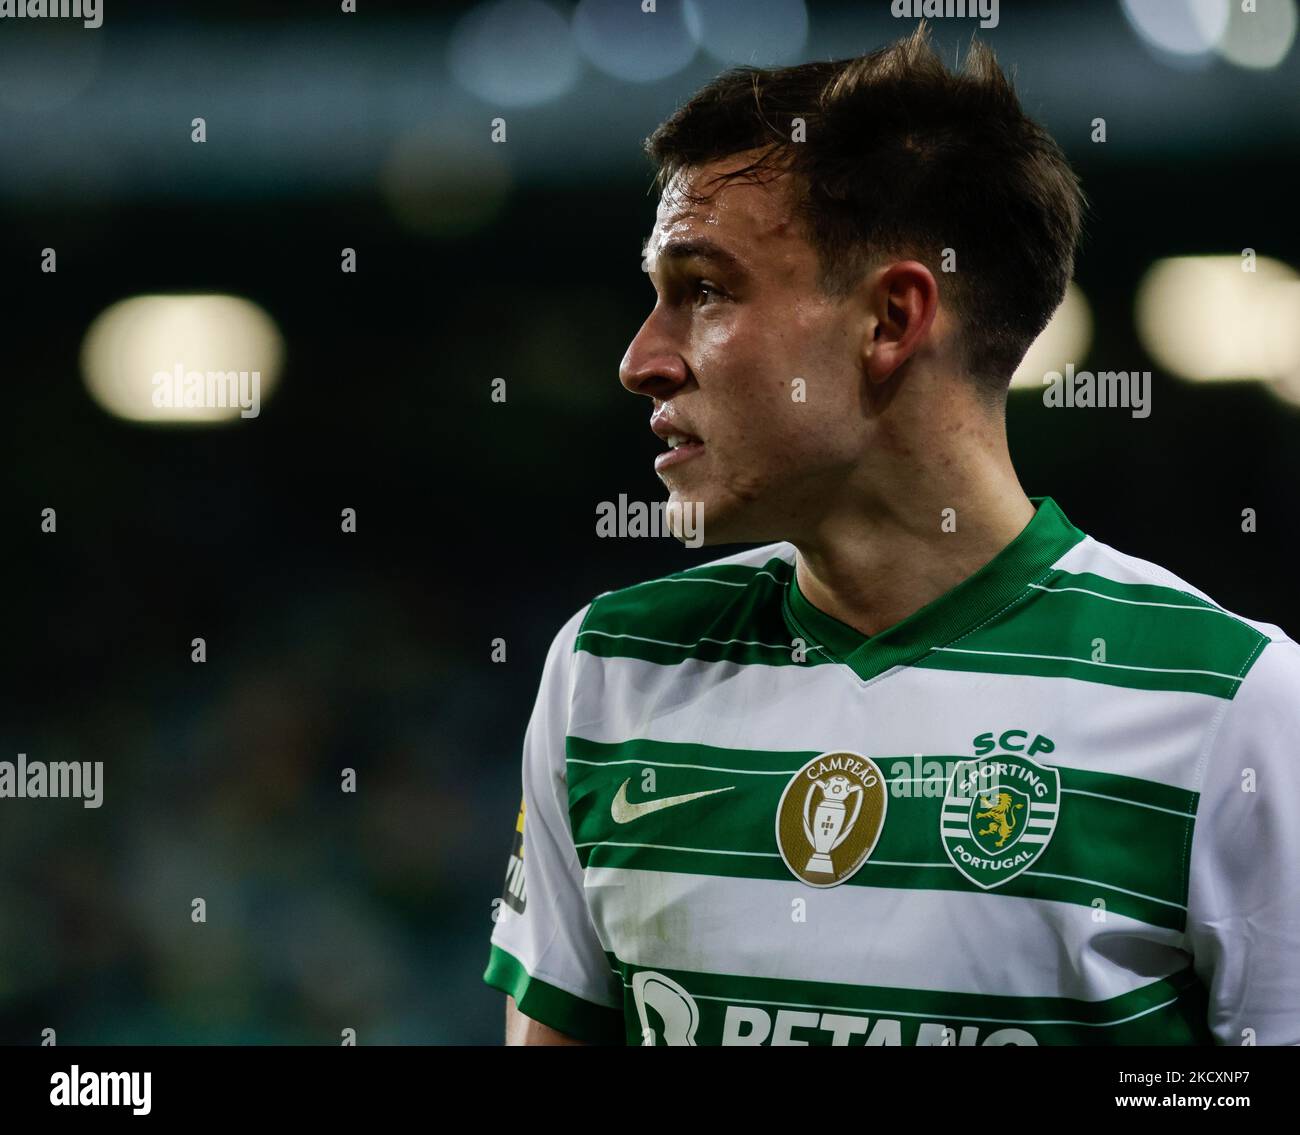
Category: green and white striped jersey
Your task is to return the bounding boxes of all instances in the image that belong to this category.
[484,496,1300,1045]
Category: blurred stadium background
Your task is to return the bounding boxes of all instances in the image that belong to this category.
[1,0,1298,1043]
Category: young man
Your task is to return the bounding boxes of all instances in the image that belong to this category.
[484,27,1300,1045]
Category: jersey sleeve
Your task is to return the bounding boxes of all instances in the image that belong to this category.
[1186,635,1300,1046]
[483,604,625,1043]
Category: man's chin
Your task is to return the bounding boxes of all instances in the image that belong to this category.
[663,491,764,548]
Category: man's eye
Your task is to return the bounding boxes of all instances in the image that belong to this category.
[692,280,724,306]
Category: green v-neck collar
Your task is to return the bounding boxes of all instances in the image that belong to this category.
[782,496,1086,683]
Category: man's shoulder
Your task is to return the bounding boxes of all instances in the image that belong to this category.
[571,542,798,662]
[1050,530,1295,689]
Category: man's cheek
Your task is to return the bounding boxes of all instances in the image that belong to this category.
[691,318,745,363]
[718,459,769,504]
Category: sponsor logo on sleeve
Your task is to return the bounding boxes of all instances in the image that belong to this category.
[500,798,527,914]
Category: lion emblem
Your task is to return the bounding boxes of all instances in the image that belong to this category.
[975,792,1024,848]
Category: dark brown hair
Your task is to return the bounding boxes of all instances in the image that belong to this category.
[644,23,1085,395]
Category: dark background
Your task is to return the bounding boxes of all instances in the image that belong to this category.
[1,0,1298,1042]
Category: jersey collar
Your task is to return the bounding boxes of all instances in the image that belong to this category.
[782,496,1086,683]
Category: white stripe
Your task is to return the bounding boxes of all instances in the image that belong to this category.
[656,577,746,588]
[581,848,1181,910]
[1062,538,1285,640]
[1053,538,1224,605]
[585,868,1184,1001]
[873,859,1181,909]
[570,656,1217,792]
[844,859,950,869]
[576,840,780,858]
[1029,582,1230,615]
[567,757,796,776]
[930,646,1244,682]
[1023,870,1185,909]
[578,628,797,652]
[1062,787,1193,818]
[615,568,791,593]
[634,572,785,590]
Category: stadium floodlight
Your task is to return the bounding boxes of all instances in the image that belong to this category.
[81,294,284,425]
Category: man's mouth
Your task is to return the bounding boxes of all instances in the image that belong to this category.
[653,430,704,473]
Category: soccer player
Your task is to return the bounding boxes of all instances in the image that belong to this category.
[484,26,1300,1045]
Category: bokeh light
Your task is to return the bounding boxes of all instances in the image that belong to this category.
[684,0,809,66]
[81,295,284,425]
[573,0,699,82]
[1011,283,1095,390]
[1135,255,1300,383]
[1216,0,1297,69]
[449,0,581,108]
[1120,0,1229,58]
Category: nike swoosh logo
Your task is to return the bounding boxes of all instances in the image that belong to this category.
[610,778,734,824]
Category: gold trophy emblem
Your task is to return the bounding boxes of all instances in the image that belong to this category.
[776,751,888,887]
[802,774,863,874]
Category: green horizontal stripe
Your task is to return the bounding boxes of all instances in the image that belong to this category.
[483,945,625,1045]
[567,735,812,776]
[1061,763,1199,815]
[570,737,1199,814]
[1034,570,1245,614]
[576,631,826,668]
[567,739,1195,930]
[613,959,1211,1045]
[904,568,1267,698]
[577,557,822,668]
[919,644,1251,698]
[572,552,1269,701]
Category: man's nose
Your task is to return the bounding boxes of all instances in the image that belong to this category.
[619,310,689,399]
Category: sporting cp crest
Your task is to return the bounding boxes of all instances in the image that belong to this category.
[941,754,1060,889]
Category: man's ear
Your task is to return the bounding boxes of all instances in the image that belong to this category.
[863,260,940,383]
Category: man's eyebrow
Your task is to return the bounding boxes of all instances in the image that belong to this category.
[642,236,748,275]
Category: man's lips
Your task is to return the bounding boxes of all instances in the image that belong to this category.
[650,414,704,473]
[654,436,704,473]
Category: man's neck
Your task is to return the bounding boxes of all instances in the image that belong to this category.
[792,462,1035,640]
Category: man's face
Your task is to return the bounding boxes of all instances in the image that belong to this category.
[620,153,871,545]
